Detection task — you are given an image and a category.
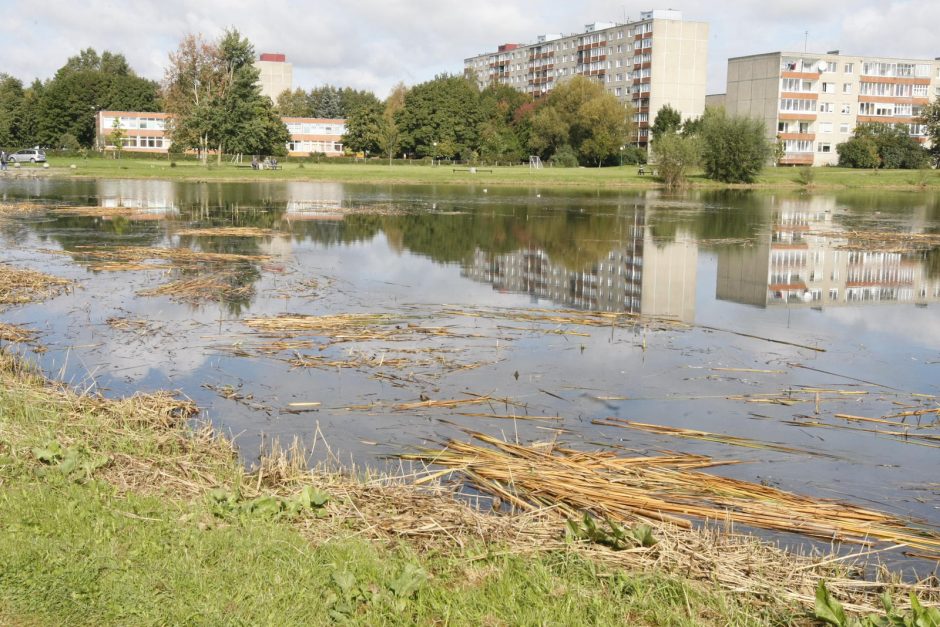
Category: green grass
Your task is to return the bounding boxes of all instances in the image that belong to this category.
[0,354,784,626]
[11,155,940,190]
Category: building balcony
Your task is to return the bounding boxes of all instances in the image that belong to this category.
[778,133,816,141]
[778,112,817,121]
[779,153,814,165]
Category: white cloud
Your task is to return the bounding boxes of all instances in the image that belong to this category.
[0,0,938,96]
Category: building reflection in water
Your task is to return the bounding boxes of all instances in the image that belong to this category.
[463,209,699,322]
[96,179,179,216]
[717,197,940,308]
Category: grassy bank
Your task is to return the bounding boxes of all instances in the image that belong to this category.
[4,156,940,190]
[4,348,940,625]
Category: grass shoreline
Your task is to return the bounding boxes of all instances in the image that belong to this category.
[2,349,939,625]
[2,158,939,191]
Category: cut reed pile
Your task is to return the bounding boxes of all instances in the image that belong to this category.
[400,432,940,557]
[0,322,35,344]
[0,201,53,216]
[0,263,72,307]
[138,271,254,305]
[48,206,160,218]
[443,305,687,332]
[174,226,277,237]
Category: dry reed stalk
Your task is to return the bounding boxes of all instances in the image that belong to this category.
[592,418,836,457]
[58,245,269,266]
[400,432,940,554]
[138,271,254,304]
[0,322,35,344]
[0,263,72,307]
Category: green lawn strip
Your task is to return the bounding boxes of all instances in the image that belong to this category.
[10,158,940,190]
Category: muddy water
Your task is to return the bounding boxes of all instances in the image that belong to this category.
[1,178,939,558]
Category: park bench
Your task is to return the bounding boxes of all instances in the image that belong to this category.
[637,165,657,175]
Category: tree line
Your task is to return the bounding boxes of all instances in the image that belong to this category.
[341,74,637,166]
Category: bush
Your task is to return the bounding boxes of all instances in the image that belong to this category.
[58,133,82,153]
[700,109,771,183]
[837,137,879,168]
[653,133,700,189]
[796,166,815,186]
[621,146,647,165]
[549,144,579,168]
[837,124,929,169]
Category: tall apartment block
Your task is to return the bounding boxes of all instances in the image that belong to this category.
[725,51,940,166]
[255,52,293,101]
[463,10,708,146]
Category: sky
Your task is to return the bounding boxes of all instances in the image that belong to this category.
[1,0,939,98]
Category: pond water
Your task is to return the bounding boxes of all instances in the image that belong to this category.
[2,177,938,564]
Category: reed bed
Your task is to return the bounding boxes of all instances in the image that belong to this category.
[174,226,277,237]
[138,271,254,304]
[0,263,72,307]
[811,229,940,253]
[401,432,940,556]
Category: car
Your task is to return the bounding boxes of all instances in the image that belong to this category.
[7,148,46,163]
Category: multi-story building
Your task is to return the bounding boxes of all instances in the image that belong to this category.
[95,111,346,157]
[463,10,708,146]
[255,53,293,101]
[725,51,940,166]
[717,197,940,308]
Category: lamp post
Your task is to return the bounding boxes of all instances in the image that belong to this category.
[620,145,625,167]
[432,141,438,166]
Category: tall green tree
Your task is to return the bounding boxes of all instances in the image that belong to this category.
[378,83,407,163]
[923,99,940,166]
[342,101,383,154]
[36,48,159,147]
[163,34,225,161]
[577,95,632,166]
[395,74,482,159]
[650,104,682,141]
[0,74,25,149]
[698,108,771,183]
[275,88,311,117]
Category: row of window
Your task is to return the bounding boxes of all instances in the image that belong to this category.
[102,116,166,131]
[782,59,939,79]
[285,123,344,135]
[287,141,343,153]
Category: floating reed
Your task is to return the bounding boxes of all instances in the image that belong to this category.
[0,263,72,307]
[138,271,254,304]
[0,322,35,344]
[811,229,940,253]
[401,432,940,554]
[243,313,462,344]
[53,245,269,267]
[174,226,277,237]
[592,418,836,458]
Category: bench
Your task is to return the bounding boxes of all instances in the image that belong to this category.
[637,166,657,175]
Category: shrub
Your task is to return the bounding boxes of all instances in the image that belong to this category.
[837,137,879,168]
[549,144,579,168]
[653,133,700,189]
[699,109,771,183]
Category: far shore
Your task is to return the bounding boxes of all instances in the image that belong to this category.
[2,157,939,191]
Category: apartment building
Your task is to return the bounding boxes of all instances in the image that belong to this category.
[255,53,293,101]
[717,197,940,308]
[725,51,940,166]
[95,111,346,157]
[463,10,708,146]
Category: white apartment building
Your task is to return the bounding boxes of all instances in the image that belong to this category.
[725,51,940,166]
[463,10,708,146]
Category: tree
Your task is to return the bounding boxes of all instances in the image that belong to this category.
[36,48,159,148]
[109,118,126,158]
[837,123,928,169]
[163,30,287,162]
[275,88,311,117]
[342,101,383,154]
[377,83,407,164]
[653,133,700,189]
[396,74,482,158]
[650,104,682,141]
[924,99,940,166]
[310,85,344,118]
[0,74,25,149]
[699,108,771,183]
[577,95,632,166]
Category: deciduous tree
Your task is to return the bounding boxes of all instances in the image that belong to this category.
[699,108,771,183]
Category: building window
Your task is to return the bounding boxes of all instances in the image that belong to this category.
[822,82,835,93]
[844,63,853,74]
[819,102,834,113]
[841,104,851,114]
[839,123,850,133]
[817,143,831,153]
[913,84,928,97]
[778,121,787,132]
[826,61,837,72]
[819,122,832,133]
[842,83,852,94]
